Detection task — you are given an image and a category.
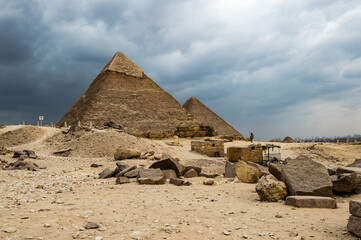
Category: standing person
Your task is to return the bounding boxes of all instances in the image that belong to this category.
[250,133,254,143]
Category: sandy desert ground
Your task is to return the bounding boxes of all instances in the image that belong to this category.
[0,125,360,240]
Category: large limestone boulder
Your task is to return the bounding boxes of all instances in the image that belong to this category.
[235,161,259,183]
[281,155,333,197]
[256,175,287,202]
[246,161,269,178]
[114,148,141,160]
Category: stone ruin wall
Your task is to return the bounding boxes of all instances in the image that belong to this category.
[191,141,225,157]
[227,146,263,164]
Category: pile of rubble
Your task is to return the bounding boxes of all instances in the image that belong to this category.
[98,157,217,186]
[2,149,42,171]
[224,155,361,208]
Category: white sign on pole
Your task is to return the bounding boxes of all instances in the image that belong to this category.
[39,116,44,121]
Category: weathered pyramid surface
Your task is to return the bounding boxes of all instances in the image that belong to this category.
[58,52,200,135]
[183,97,243,137]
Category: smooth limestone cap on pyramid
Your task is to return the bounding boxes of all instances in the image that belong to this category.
[183,97,243,137]
[58,51,200,134]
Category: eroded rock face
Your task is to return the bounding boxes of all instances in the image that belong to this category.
[347,159,361,168]
[281,155,333,197]
[162,169,177,179]
[114,148,141,160]
[256,175,287,202]
[235,161,259,183]
[350,200,361,218]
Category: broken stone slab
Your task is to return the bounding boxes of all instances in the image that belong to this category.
[139,168,164,178]
[149,158,185,177]
[115,162,129,171]
[285,196,337,209]
[114,148,141,160]
[347,215,361,237]
[98,168,115,179]
[183,168,198,178]
[235,161,259,183]
[124,167,143,178]
[7,160,40,171]
[350,200,361,218]
[115,166,137,177]
[53,148,72,157]
[246,161,269,178]
[224,161,236,178]
[347,159,361,168]
[199,173,219,178]
[268,163,284,181]
[256,175,287,202]
[182,166,202,175]
[336,167,361,175]
[115,177,130,184]
[169,178,192,186]
[332,173,358,193]
[281,155,333,197]
[137,176,165,185]
[162,169,177,179]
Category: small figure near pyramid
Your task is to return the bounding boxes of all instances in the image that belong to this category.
[58,52,210,138]
[182,97,243,138]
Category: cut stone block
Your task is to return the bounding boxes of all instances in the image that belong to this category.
[349,200,361,218]
[347,215,361,237]
[285,196,337,209]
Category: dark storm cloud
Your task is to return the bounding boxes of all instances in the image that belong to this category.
[1,0,361,139]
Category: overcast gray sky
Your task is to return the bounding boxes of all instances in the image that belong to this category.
[1,0,361,140]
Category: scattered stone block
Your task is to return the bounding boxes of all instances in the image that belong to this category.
[224,161,236,178]
[285,196,337,209]
[332,173,358,192]
[268,163,284,181]
[227,146,263,164]
[116,177,130,184]
[281,155,333,197]
[162,169,177,179]
[350,200,361,218]
[115,166,137,177]
[98,168,114,179]
[139,168,164,178]
[336,167,361,175]
[115,162,129,171]
[256,175,287,202]
[124,167,143,178]
[183,168,198,178]
[199,173,219,178]
[347,215,361,237]
[149,158,185,177]
[114,148,141,160]
[137,176,165,185]
[182,166,202,175]
[169,178,192,186]
[235,161,259,183]
[7,160,40,171]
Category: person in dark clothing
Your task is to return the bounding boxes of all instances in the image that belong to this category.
[250,133,254,143]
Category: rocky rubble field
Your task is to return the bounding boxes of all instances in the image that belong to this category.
[0,125,361,240]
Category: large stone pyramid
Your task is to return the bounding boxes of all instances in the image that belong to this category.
[58,52,201,137]
[183,97,243,137]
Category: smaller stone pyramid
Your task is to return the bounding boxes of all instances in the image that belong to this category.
[183,97,243,137]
